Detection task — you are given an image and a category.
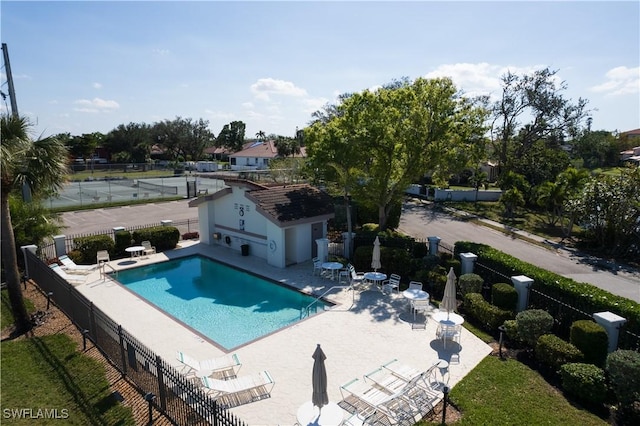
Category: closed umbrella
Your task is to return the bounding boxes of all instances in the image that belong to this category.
[371,236,382,272]
[312,344,328,413]
[441,267,458,319]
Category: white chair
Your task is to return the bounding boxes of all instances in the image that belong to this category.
[200,371,275,408]
[411,299,431,321]
[49,264,87,285]
[176,351,242,379]
[96,250,110,265]
[436,323,461,349]
[408,281,423,291]
[349,264,366,287]
[312,257,323,276]
[141,240,156,258]
[58,255,97,274]
[382,274,401,294]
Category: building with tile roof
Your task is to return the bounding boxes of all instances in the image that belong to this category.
[189,179,334,268]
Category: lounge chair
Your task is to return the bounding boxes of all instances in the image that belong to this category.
[141,240,156,258]
[50,263,87,285]
[340,377,412,423]
[348,264,366,287]
[176,351,241,379]
[200,371,274,408]
[58,255,97,274]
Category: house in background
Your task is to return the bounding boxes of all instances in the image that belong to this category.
[189,179,335,268]
[228,141,307,171]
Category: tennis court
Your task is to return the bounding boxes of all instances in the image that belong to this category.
[45,176,226,209]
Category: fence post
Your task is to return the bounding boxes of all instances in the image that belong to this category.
[427,236,441,255]
[118,325,127,378]
[593,311,627,352]
[511,275,534,312]
[53,235,66,258]
[342,232,353,259]
[155,355,167,412]
[20,245,38,279]
[459,252,478,275]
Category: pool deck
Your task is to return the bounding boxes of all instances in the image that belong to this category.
[75,241,492,425]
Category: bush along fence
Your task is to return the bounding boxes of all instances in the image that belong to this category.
[21,247,247,426]
[453,241,640,351]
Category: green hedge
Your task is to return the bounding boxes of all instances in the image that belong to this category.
[606,349,640,406]
[464,292,514,331]
[535,334,584,371]
[72,235,115,264]
[454,241,640,349]
[560,363,608,405]
[131,226,180,252]
[458,273,483,297]
[515,309,554,347]
[570,320,609,367]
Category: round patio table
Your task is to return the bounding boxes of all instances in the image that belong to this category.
[432,311,464,325]
[296,401,343,426]
[321,262,343,280]
[125,245,145,259]
[363,272,387,291]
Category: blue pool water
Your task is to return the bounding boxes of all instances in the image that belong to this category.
[112,255,328,349]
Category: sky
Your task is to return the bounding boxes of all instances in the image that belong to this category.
[1,1,639,140]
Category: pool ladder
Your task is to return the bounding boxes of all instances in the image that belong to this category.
[300,285,354,319]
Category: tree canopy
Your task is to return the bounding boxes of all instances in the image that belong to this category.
[306,77,488,230]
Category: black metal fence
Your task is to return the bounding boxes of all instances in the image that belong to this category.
[39,219,199,261]
[25,249,247,426]
[472,260,640,351]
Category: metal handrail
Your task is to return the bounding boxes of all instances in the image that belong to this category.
[300,285,353,319]
[100,262,117,280]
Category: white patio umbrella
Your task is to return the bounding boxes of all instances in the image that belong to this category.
[440,267,458,319]
[371,236,382,272]
[311,344,328,413]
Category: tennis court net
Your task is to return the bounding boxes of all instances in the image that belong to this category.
[137,180,179,195]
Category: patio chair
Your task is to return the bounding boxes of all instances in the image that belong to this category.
[200,370,274,408]
[312,257,323,276]
[141,240,156,258]
[436,322,461,349]
[50,263,87,285]
[411,299,432,321]
[408,281,423,291]
[349,264,366,288]
[381,274,401,294]
[96,250,110,265]
[58,255,97,274]
[176,351,241,379]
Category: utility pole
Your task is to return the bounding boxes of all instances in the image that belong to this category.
[2,43,19,117]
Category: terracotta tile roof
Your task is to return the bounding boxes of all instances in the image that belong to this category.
[245,184,334,224]
[230,141,279,158]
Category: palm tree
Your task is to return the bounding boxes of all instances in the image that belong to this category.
[255,130,266,141]
[1,115,69,334]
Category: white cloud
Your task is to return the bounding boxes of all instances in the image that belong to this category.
[590,66,640,96]
[425,63,555,99]
[242,102,254,109]
[152,48,170,56]
[93,82,102,89]
[204,109,234,120]
[250,78,307,101]
[302,97,329,114]
[73,97,119,113]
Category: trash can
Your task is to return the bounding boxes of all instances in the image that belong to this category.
[241,244,249,256]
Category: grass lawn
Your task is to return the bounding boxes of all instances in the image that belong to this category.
[1,290,134,425]
[419,356,609,425]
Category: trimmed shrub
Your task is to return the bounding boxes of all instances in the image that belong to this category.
[427,266,447,300]
[72,234,115,264]
[560,363,608,405]
[570,320,608,367]
[502,319,521,343]
[516,309,554,346]
[606,349,640,406]
[182,231,199,240]
[114,230,132,258]
[458,273,483,297]
[464,293,514,331]
[535,334,584,371]
[131,226,180,252]
[492,282,517,311]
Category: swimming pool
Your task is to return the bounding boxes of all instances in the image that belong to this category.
[112,255,328,350]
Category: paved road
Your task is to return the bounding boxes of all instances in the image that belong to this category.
[60,197,640,302]
[398,198,640,302]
